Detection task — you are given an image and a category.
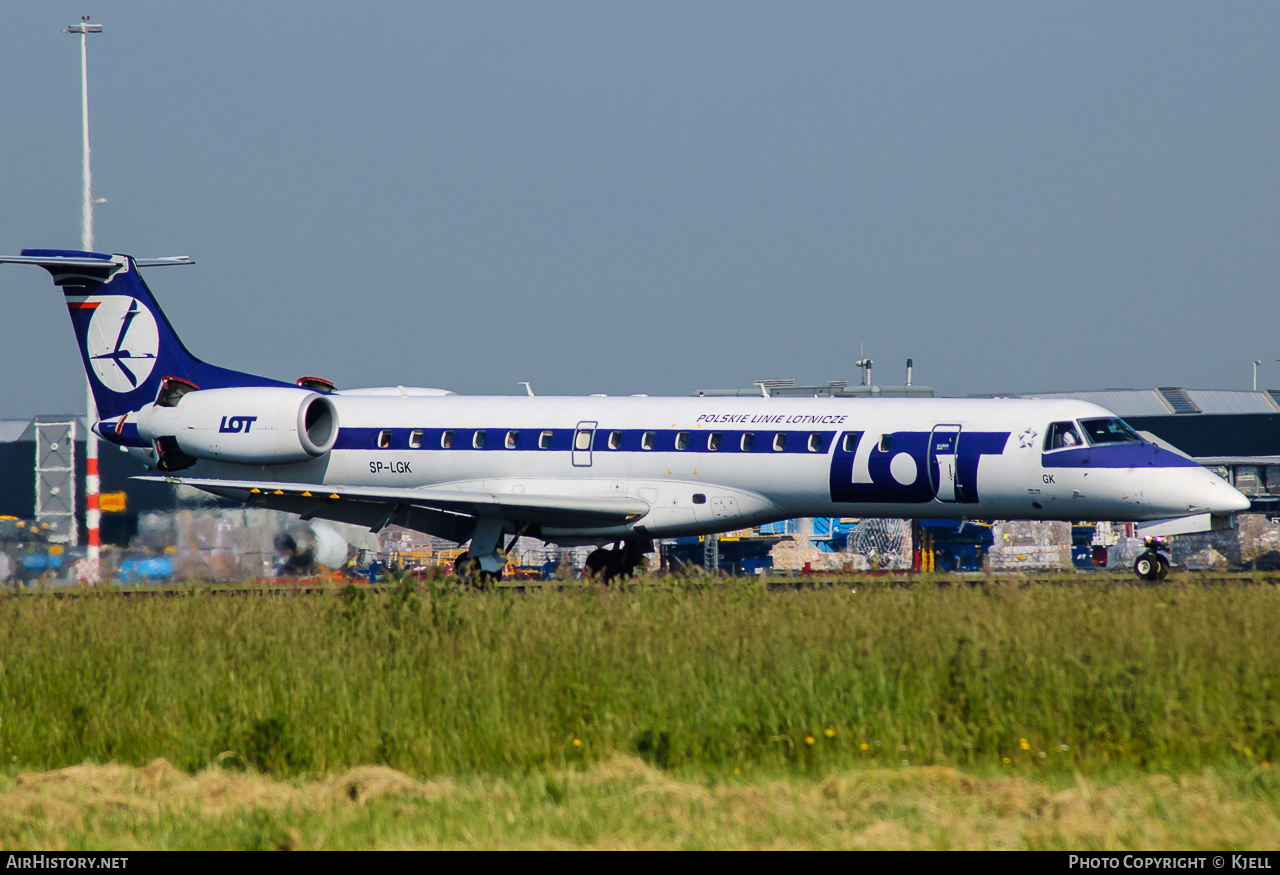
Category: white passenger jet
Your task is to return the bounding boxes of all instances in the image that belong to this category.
[1,250,1251,580]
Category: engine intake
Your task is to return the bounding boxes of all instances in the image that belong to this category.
[136,387,339,466]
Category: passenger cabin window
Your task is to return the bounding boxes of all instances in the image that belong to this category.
[692,493,706,505]
[608,431,623,450]
[441,430,454,449]
[641,431,656,451]
[708,432,722,451]
[473,430,487,449]
[574,430,592,451]
[807,433,822,452]
[841,433,858,453]
[505,430,519,449]
[741,433,755,452]
[1079,418,1142,446]
[1044,422,1083,451]
[878,435,893,453]
[377,430,392,449]
[773,433,788,452]
[675,432,691,451]
[409,430,423,449]
[539,430,553,450]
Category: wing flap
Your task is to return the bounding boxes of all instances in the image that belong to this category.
[134,475,651,529]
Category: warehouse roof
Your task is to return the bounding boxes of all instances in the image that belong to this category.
[1000,388,1280,416]
[0,417,90,443]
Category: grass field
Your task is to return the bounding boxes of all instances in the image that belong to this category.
[1,573,1278,848]
[5,756,1280,849]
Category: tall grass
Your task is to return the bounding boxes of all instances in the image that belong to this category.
[1,575,1277,777]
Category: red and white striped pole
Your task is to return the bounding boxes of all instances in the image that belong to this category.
[86,384,100,578]
[66,18,103,583]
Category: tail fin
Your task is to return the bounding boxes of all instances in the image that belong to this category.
[2,249,290,419]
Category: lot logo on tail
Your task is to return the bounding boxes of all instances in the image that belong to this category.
[84,297,159,393]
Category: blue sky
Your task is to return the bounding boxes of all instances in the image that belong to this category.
[2,3,1278,417]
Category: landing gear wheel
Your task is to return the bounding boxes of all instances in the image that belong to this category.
[454,554,480,582]
[585,548,626,583]
[1134,552,1165,582]
[453,555,502,585]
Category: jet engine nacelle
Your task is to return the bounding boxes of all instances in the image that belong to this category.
[136,387,339,465]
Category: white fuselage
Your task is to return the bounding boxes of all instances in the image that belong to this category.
[150,392,1249,544]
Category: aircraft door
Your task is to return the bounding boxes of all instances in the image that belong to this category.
[572,421,597,467]
[929,425,961,502]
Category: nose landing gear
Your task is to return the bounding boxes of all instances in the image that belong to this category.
[1133,537,1171,581]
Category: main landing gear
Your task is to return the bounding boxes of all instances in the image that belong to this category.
[1133,537,1171,582]
[454,553,502,585]
[584,540,650,583]
[453,518,509,585]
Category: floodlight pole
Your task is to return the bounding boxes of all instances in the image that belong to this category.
[64,17,103,580]
[1254,361,1262,393]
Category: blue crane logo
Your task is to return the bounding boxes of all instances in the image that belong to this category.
[85,296,159,393]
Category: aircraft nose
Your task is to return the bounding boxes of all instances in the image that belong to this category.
[1200,473,1251,514]
[1214,485,1252,514]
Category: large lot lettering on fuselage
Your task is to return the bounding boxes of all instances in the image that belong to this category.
[828,430,1010,505]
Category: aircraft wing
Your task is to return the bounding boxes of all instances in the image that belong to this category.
[133,475,650,536]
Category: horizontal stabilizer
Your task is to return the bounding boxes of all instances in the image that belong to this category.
[135,257,194,267]
[0,254,123,270]
[0,253,192,269]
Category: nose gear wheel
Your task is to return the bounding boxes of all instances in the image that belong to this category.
[1134,551,1170,581]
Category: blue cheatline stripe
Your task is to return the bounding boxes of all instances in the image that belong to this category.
[333,427,837,454]
[1040,443,1200,469]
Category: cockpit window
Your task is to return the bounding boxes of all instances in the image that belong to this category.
[1079,417,1142,446]
[1044,421,1083,451]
